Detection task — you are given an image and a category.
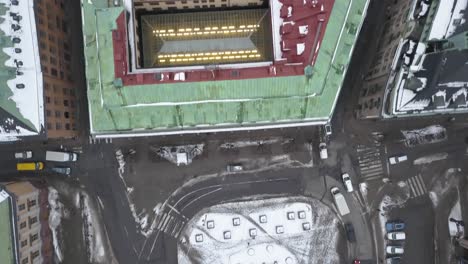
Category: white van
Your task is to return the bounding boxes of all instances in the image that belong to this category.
[46,151,78,162]
[330,187,350,216]
[319,143,328,159]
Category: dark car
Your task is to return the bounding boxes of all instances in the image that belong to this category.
[386,221,405,232]
[386,256,401,264]
[345,223,356,242]
[51,167,71,176]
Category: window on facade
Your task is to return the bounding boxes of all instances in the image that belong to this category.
[56,123,62,130]
[21,257,28,264]
[29,216,38,226]
[28,199,36,208]
[39,30,46,39]
[31,250,40,260]
[18,203,25,211]
[60,71,64,80]
[62,88,68,95]
[46,96,51,103]
[20,221,26,229]
[65,123,70,130]
[49,57,57,65]
[63,100,69,107]
[64,53,71,62]
[21,240,27,248]
[39,42,46,49]
[70,100,75,108]
[64,111,69,118]
[70,89,75,96]
[46,110,51,117]
[51,68,58,76]
[55,111,61,118]
[30,233,38,243]
[56,16,61,29]
[47,123,52,130]
[62,20,68,33]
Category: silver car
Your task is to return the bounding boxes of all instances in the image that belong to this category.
[51,167,71,176]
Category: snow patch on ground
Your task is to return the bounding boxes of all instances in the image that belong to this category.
[413,152,448,165]
[429,168,461,207]
[401,125,447,147]
[80,193,107,263]
[115,149,157,237]
[48,187,67,263]
[178,196,341,264]
[378,194,410,242]
[448,198,464,237]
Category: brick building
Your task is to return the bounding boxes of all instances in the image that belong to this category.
[0,181,53,264]
[34,0,79,138]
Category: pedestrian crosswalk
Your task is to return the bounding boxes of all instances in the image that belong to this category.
[405,174,427,198]
[88,136,112,144]
[356,144,384,181]
[155,210,187,239]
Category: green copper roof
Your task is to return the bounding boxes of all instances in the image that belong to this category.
[0,198,15,264]
[82,0,369,135]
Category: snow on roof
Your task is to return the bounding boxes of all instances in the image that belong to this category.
[0,0,44,141]
[428,0,468,40]
[428,0,455,40]
[446,0,468,37]
[179,197,341,264]
[270,0,284,60]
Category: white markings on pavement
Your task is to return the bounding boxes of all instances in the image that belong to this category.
[405,174,427,198]
[356,144,384,181]
[88,136,113,144]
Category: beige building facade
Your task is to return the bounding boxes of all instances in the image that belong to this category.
[4,181,53,264]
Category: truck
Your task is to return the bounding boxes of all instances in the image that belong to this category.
[46,151,78,162]
[330,187,350,216]
[17,162,44,171]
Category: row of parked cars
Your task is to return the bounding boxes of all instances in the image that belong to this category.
[15,150,78,175]
[385,220,406,263]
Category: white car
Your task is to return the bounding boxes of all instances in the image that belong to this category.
[319,143,328,159]
[387,231,406,240]
[15,151,32,159]
[389,155,408,165]
[342,173,353,192]
[386,245,404,255]
[324,123,332,136]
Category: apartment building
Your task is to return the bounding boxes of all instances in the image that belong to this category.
[1,181,53,264]
[133,0,264,11]
[356,0,415,119]
[34,0,79,138]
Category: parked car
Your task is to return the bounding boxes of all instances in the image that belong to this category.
[342,173,354,192]
[319,143,328,159]
[388,155,408,165]
[324,123,332,136]
[386,221,405,232]
[227,164,243,172]
[51,167,71,176]
[14,151,32,159]
[386,256,401,264]
[386,245,404,255]
[345,223,356,242]
[387,231,406,240]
